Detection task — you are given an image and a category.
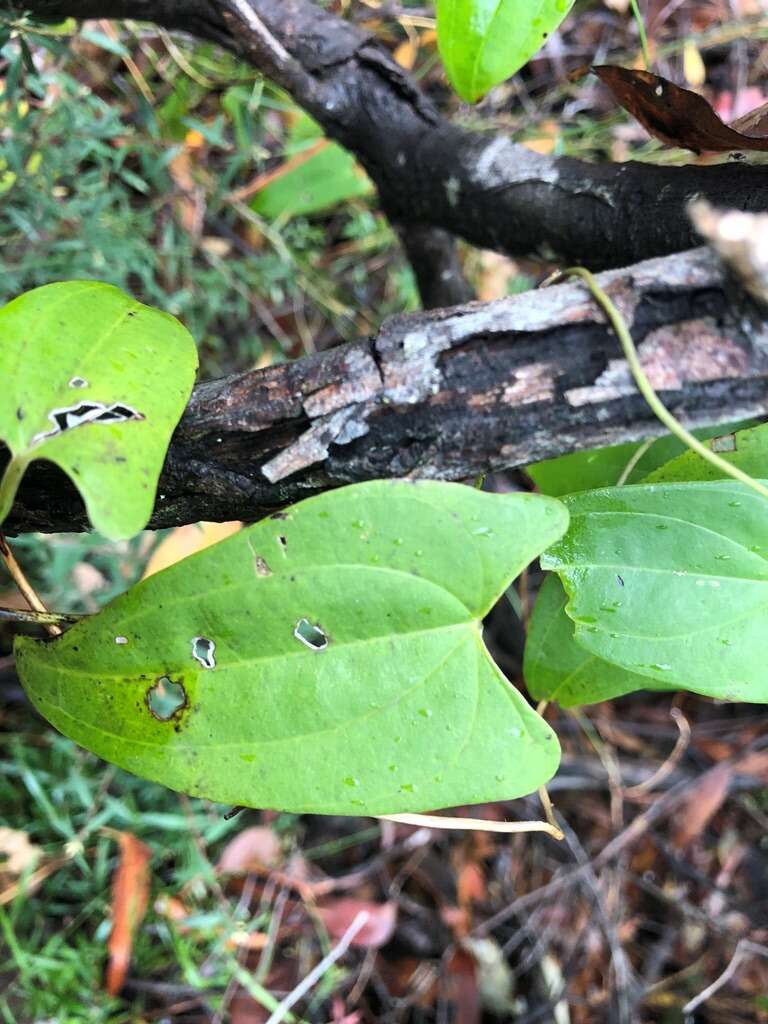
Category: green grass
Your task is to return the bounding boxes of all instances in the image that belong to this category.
[0,535,275,1021]
[0,714,249,1022]
[0,17,416,377]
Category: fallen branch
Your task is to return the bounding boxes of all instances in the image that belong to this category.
[5,246,768,534]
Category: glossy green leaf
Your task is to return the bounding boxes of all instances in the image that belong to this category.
[251,113,372,219]
[436,0,575,103]
[644,423,768,485]
[542,481,768,702]
[524,574,675,707]
[16,481,567,814]
[527,421,758,497]
[0,281,197,540]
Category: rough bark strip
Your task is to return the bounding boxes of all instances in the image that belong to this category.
[5,247,768,534]
[10,0,768,270]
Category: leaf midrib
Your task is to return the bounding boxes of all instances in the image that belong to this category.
[37,628,476,751]
[41,619,478,680]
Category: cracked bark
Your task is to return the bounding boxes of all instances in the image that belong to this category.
[5,247,768,534]
[9,0,768,270]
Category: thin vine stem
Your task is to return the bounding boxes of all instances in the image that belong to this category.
[616,437,655,486]
[0,607,81,627]
[0,531,61,637]
[561,267,768,502]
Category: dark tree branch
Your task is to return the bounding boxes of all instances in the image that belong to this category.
[395,224,474,309]
[5,247,768,534]
[10,0,768,270]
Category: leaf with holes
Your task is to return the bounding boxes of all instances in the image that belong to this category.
[524,574,676,707]
[644,423,768,485]
[436,0,575,103]
[542,481,768,702]
[16,481,568,814]
[527,421,757,497]
[0,281,197,540]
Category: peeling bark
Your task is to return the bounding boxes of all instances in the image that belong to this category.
[5,248,768,534]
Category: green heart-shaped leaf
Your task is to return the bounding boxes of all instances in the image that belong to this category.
[0,281,197,540]
[16,481,568,814]
[524,573,676,707]
[542,481,768,702]
[437,0,575,103]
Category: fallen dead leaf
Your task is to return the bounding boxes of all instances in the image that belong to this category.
[393,37,418,69]
[154,893,193,928]
[733,750,768,781]
[330,995,362,1023]
[317,898,397,948]
[672,764,733,849]
[457,861,486,911]
[594,65,768,154]
[474,251,520,303]
[0,827,42,877]
[105,832,152,996]
[444,947,480,1024]
[217,826,283,874]
[143,521,242,578]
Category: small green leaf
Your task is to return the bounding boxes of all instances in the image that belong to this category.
[644,422,768,485]
[542,481,768,702]
[16,481,568,814]
[251,114,372,219]
[524,574,674,707]
[0,281,197,540]
[436,0,575,103]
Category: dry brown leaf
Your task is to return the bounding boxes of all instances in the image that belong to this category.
[457,861,486,910]
[731,98,768,138]
[105,832,152,996]
[0,855,72,907]
[393,37,418,70]
[0,827,42,877]
[216,826,283,874]
[154,893,193,926]
[316,898,397,948]
[474,251,520,303]
[444,947,481,1024]
[672,764,733,849]
[522,119,559,156]
[733,750,768,781]
[594,65,768,154]
[142,521,242,578]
